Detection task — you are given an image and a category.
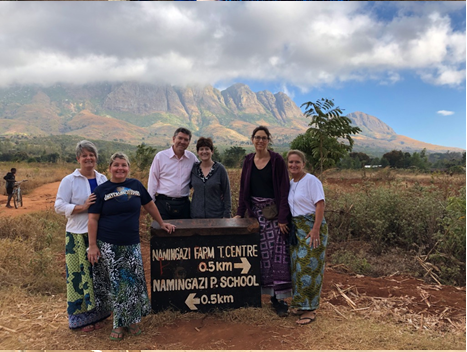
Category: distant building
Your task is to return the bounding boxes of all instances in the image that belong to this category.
[364,165,382,168]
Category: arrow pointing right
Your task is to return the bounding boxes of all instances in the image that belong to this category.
[234,257,251,274]
[185,293,200,310]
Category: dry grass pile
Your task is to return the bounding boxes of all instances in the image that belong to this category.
[0,286,67,349]
[0,210,66,294]
[324,283,466,335]
[0,286,464,350]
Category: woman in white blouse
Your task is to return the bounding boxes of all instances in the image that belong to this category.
[55,140,110,332]
[287,150,328,325]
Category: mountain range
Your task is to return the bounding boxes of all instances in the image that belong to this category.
[0,82,463,154]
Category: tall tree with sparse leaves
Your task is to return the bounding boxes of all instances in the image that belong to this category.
[291,98,361,174]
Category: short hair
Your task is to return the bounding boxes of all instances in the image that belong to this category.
[11,168,16,173]
[76,140,98,159]
[109,152,130,167]
[173,127,192,141]
[196,137,214,151]
[251,125,272,142]
[287,149,307,164]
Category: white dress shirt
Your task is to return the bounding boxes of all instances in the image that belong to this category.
[147,146,198,201]
[55,169,107,234]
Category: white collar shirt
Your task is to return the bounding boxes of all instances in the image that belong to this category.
[54,169,107,234]
[147,146,198,201]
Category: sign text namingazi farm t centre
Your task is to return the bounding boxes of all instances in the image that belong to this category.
[150,218,261,313]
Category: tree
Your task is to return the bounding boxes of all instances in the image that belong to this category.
[290,98,361,174]
[213,146,222,162]
[382,150,404,168]
[222,146,246,168]
[133,143,157,172]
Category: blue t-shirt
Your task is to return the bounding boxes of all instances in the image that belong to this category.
[89,178,152,245]
[88,178,98,192]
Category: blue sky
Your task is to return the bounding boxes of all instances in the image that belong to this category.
[0,1,465,149]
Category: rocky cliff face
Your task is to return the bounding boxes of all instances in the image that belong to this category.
[347,111,396,138]
[0,82,308,145]
[0,83,463,153]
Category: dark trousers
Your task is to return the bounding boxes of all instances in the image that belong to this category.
[6,187,13,206]
[155,197,191,220]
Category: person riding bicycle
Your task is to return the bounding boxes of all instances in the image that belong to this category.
[3,168,16,208]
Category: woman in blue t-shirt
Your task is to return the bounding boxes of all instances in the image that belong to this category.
[88,152,175,341]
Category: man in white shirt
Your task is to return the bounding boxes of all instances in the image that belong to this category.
[148,127,198,219]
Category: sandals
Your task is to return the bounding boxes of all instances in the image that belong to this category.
[128,324,142,336]
[81,321,105,332]
[110,328,124,341]
[296,311,317,325]
[290,308,305,316]
[109,325,141,340]
[81,324,95,332]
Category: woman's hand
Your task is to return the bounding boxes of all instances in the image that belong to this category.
[161,222,176,234]
[83,193,96,209]
[279,222,289,235]
[72,193,97,215]
[233,215,241,219]
[87,245,101,265]
[306,227,320,248]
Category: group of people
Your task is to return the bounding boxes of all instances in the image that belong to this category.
[54,125,328,341]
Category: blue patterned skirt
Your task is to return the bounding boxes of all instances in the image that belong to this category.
[290,214,328,311]
[93,240,151,329]
[252,197,292,299]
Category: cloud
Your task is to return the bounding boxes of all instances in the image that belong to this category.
[0,2,464,89]
[437,110,455,116]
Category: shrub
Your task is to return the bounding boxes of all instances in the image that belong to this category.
[330,249,373,275]
[430,188,466,285]
[324,180,465,284]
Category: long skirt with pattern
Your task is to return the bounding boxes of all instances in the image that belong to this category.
[65,232,111,329]
[290,214,328,311]
[93,240,151,329]
[252,197,292,299]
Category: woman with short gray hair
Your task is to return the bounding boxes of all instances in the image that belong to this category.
[55,140,111,331]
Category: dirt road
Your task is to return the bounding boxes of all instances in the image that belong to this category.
[0,181,59,217]
[1,181,465,349]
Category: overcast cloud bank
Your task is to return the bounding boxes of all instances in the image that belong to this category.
[0,2,465,91]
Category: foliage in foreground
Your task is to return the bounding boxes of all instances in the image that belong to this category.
[325,181,466,285]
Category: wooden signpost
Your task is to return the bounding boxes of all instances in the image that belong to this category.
[150,218,261,313]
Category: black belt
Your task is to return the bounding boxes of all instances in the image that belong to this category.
[157,194,188,201]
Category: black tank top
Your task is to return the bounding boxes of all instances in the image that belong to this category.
[250,160,274,198]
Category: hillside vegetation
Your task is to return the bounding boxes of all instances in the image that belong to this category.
[0,82,464,153]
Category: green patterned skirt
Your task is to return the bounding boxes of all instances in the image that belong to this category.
[289,214,328,311]
[65,232,111,329]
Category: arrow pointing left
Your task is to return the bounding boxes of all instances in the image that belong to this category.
[185,293,200,310]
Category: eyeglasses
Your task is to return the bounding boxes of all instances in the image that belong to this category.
[253,136,269,141]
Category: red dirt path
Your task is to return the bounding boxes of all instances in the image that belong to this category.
[2,182,465,349]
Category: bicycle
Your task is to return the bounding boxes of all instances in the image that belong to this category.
[12,180,27,209]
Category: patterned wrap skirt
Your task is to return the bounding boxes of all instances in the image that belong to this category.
[93,240,151,329]
[251,197,292,299]
[65,232,111,329]
[290,214,328,311]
